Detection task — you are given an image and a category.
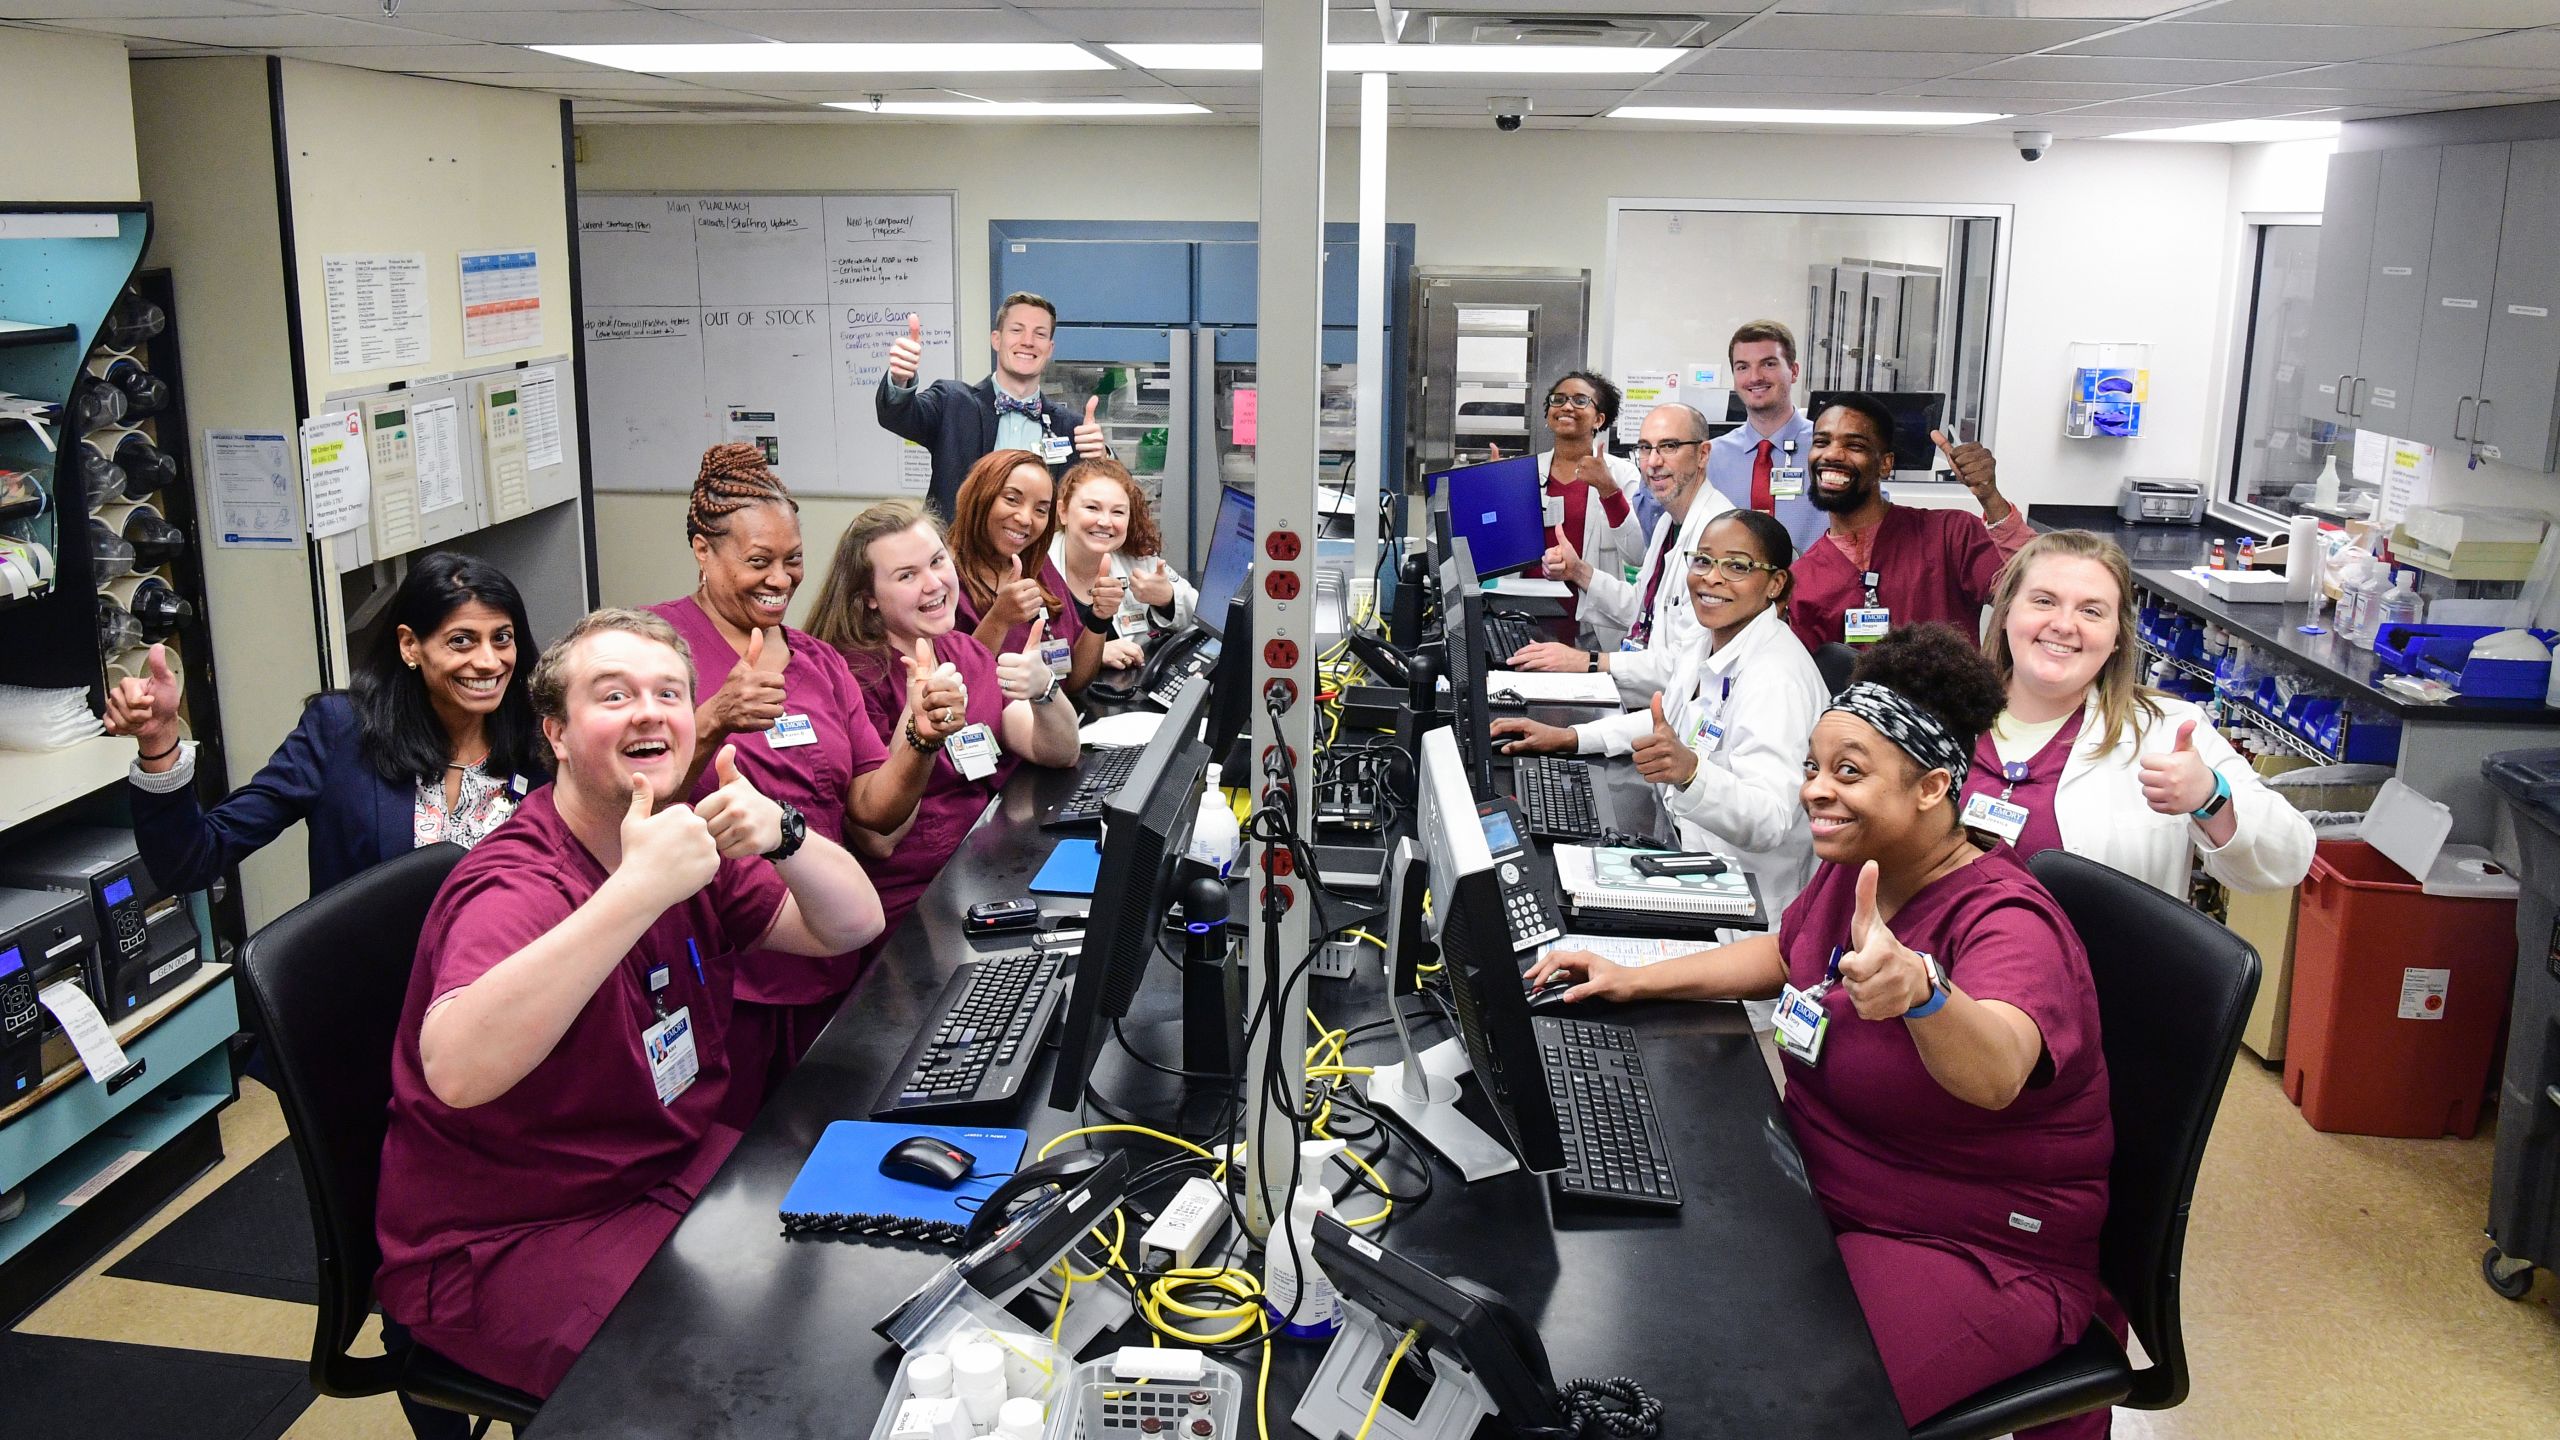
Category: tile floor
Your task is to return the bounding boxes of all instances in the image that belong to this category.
[9,1064,2558,1438]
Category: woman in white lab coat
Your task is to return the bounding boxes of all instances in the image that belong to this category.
[1533,371,1649,649]
[1963,529,2312,898]
[1492,508,1828,918]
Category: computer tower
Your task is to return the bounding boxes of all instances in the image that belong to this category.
[0,884,103,1087]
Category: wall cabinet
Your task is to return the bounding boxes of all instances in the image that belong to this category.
[2304,148,2378,423]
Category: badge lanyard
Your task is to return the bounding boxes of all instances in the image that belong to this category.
[1626,530,1673,649]
[1862,569,1883,608]
[1773,946,1845,1066]
[1696,675,1735,749]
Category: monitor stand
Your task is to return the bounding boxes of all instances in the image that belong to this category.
[1362,977,1517,1184]
[1295,1303,1498,1440]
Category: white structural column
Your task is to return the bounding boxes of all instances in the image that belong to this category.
[1352,69,1389,593]
[1244,0,1326,1238]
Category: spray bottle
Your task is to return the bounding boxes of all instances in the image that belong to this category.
[1263,1138,1346,1339]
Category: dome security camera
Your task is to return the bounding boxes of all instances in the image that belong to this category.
[1491,96,1531,132]
[2015,130,2053,162]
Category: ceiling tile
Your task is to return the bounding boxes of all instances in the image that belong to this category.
[2385,28,2560,70]
[1673,48,2008,79]
[1038,7,1259,45]
[1895,77,2171,99]
[2293,61,2560,91]
[394,9,768,44]
[1649,74,1907,96]
[678,9,1058,44]
[2060,99,2331,118]
[2196,0,2560,24]
[267,41,603,72]
[283,0,634,14]
[38,12,458,45]
[2061,23,2497,63]
[0,1,289,17]
[1771,1,2186,14]
[1971,55,2314,83]
[1724,14,2113,52]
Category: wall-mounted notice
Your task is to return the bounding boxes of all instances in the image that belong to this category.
[1617,369,1678,443]
[577,192,958,496]
[202,429,298,548]
[520,365,564,471]
[300,410,371,538]
[411,397,467,515]
[2375,436,2433,528]
[322,252,430,372]
[460,247,543,356]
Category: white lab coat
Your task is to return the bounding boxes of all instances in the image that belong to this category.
[2046,692,2315,899]
[1577,487,1735,705]
[1534,450,1649,649]
[1050,539,1198,637]
[1572,603,1826,920]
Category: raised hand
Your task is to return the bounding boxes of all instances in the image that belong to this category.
[1571,451,1619,495]
[996,613,1054,703]
[1491,716,1574,755]
[989,554,1046,631]
[899,634,970,746]
[2138,718,2217,818]
[702,625,787,736]
[1073,395,1109,460]
[615,772,720,911]
[104,641,182,753]
[1091,568,1128,618]
[1508,640,1590,674]
[1130,556,1177,608]
[1540,543,1591,588]
[1932,427,2008,524]
[696,744,785,860]
[887,313,923,385]
[1835,861,1935,1021]
[1629,694,1698,787]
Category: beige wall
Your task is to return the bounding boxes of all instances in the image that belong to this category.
[0,29,136,202]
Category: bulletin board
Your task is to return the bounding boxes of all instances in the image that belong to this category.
[576,191,960,497]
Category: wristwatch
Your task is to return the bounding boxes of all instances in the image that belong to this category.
[763,802,807,862]
[2190,770,2233,822]
[1030,670,1062,705]
[1585,651,1599,673]
[1904,950,1950,1020]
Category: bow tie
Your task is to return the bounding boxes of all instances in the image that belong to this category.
[994,392,1042,419]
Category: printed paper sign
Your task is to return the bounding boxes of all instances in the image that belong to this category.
[2398,967,2450,1020]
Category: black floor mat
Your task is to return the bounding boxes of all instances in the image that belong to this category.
[106,1141,316,1306]
[0,1330,313,1440]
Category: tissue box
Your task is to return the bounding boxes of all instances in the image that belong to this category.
[2202,569,2289,601]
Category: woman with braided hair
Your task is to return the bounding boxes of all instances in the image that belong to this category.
[645,442,958,1121]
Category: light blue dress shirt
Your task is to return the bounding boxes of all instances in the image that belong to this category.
[1706,411,1825,556]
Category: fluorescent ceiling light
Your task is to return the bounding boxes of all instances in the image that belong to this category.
[2109,119,2341,144]
[1109,43,1683,75]
[528,43,1110,74]
[827,100,1208,117]
[1610,106,2011,127]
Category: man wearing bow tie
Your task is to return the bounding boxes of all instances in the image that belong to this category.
[878,291,1111,519]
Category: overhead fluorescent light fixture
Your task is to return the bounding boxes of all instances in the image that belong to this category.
[827,100,1207,117]
[528,43,1111,74]
[1609,105,2011,126]
[1109,43,1683,75]
[2110,119,2341,144]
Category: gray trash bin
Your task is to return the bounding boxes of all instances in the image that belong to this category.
[2480,748,2560,1298]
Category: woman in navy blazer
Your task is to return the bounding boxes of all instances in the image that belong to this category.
[106,552,547,899]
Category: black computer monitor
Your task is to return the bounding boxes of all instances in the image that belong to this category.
[1310,1215,1566,1434]
[1423,455,1545,580]
[1438,538,1496,799]
[1195,487,1257,636]
[1202,591,1255,762]
[1416,727,1563,1172]
[1426,485,1455,561]
[1808,389,1947,475]
[1046,674,1213,1111]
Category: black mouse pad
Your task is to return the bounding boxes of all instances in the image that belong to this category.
[107,1141,316,1305]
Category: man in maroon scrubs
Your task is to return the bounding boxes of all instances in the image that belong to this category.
[374,608,885,1399]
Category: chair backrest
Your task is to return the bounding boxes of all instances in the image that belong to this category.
[237,842,465,1398]
[2026,850,2260,1410]
[1811,643,1858,697]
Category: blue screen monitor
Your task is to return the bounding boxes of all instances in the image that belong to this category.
[1424,455,1545,580]
[1195,487,1256,636]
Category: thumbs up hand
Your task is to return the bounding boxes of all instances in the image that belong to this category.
[1836,861,1937,1021]
[1074,394,1109,460]
[695,743,784,860]
[1629,693,1699,787]
[1541,542,1591,589]
[615,772,720,910]
[1931,426,2008,524]
[989,552,1047,631]
[996,613,1056,703]
[106,640,184,757]
[888,312,924,385]
[2139,717,2219,818]
[1091,567,1128,619]
[1571,451,1619,496]
[702,625,788,737]
[901,634,970,745]
[1130,555,1177,608]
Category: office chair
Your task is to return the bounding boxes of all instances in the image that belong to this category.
[1812,642,1858,697]
[236,842,540,1436]
[1907,850,2261,1440]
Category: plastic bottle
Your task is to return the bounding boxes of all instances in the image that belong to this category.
[1262,1138,1346,1339]
[2377,568,2425,639]
[2343,561,2391,649]
[2313,454,2343,510]
[2209,538,2227,570]
[1185,762,1242,874]
[2237,536,2257,569]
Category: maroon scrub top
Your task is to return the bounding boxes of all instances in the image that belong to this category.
[1776,847,2112,1289]
[1786,504,2005,651]
[843,630,1019,938]
[953,554,1087,659]
[1958,709,2086,863]
[374,785,788,1380]
[647,596,887,1005]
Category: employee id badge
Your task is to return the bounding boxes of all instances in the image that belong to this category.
[1773,983,1830,1066]
[642,1005,699,1105]
[1961,791,2030,844]
[947,722,1001,781]
[1844,607,1892,644]
[1770,466,1807,500]
[1040,430,1074,465]
[1542,493,1566,528]
[767,712,817,749]
[1040,634,1075,678]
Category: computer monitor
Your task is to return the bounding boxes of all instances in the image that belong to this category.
[1807,389,1948,475]
[1416,727,1564,1173]
[1046,674,1213,1111]
[1201,590,1255,764]
[1426,485,1454,561]
[1423,455,1545,580]
[1305,1215,1566,1437]
[1194,487,1257,637]
[1437,539,1497,799]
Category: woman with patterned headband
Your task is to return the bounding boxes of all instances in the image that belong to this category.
[1530,622,2114,1440]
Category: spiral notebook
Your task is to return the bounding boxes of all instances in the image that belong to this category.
[777,1120,1027,1244]
[1552,845,1763,928]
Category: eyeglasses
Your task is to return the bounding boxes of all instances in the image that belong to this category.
[1688,554,1783,579]
[1544,393,1599,411]
[1629,439,1703,459]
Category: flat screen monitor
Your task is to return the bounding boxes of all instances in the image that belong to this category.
[1438,539,1496,799]
[1416,727,1563,1172]
[1423,455,1545,580]
[1309,1216,1565,1435]
[1194,487,1257,636]
[1426,485,1454,561]
[1046,674,1212,1111]
[1807,389,1947,475]
[1202,591,1255,760]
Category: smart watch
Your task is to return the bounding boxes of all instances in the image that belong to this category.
[764,801,807,862]
[2190,770,2232,822]
[1904,950,1950,1020]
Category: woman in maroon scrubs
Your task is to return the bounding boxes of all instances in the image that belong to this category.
[945,448,1105,697]
[375,608,884,1400]
[644,443,957,1121]
[806,502,1080,940]
[1529,623,2114,1439]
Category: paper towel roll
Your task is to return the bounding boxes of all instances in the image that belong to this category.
[2285,515,2319,602]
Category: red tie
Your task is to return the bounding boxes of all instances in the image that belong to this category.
[1751,438,1774,513]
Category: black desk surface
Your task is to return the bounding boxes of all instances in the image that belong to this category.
[528,745,1903,1439]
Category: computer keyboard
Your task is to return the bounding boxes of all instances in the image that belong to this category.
[1512,754,1603,842]
[870,948,1067,1119]
[1486,615,1545,667]
[1046,745,1146,829]
[1535,1015,1681,1209]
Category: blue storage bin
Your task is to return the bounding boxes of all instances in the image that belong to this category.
[2374,624,2558,696]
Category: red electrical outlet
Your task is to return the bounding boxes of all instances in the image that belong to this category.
[1264,531,1302,562]
[1261,883,1295,914]
[1267,847,1295,878]
[1261,677,1299,711]
[1264,638,1300,669]
[1264,570,1301,600]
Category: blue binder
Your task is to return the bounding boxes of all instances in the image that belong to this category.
[777,1120,1028,1243]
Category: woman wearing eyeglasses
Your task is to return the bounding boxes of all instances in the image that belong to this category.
[1528,371,1648,647]
[1494,510,1827,934]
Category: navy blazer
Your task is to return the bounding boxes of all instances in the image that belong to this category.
[876,374,1084,520]
[130,693,490,901]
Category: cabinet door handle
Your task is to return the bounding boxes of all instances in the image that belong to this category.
[2353,377,2370,417]
[2476,398,2493,444]
[2335,373,2353,416]
[2455,395,2475,441]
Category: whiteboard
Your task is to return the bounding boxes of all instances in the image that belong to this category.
[579,192,957,497]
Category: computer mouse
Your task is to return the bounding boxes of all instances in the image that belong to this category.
[880,1136,976,1188]
[1524,978,1578,1013]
